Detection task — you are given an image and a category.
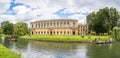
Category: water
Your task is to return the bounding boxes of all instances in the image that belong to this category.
[0,38,120,58]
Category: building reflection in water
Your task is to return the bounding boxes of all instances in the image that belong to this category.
[29,41,88,58]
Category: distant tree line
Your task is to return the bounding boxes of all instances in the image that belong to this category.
[87,7,120,35]
[0,21,29,36]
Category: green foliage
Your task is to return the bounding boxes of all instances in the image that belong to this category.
[112,27,120,40]
[1,21,14,35]
[14,22,29,36]
[87,7,120,34]
[0,27,2,34]
[0,44,21,58]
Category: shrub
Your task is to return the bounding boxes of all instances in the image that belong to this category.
[112,27,120,40]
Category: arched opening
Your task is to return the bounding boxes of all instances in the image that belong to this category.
[50,31,52,35]
[67,31,69,34]
[72,31,75,35]
[32,32,34,35]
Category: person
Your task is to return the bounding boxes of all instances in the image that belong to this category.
[109,38,112,42]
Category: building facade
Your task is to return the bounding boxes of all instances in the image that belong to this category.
[78,24,88,35]
[30,19,88,35]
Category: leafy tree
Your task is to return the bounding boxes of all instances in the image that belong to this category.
[112,27,120,40]
[1,21,14,35]
[0,27,2,34]
[87,7,120,35]
[14,22,29,36]
[0,27,3,37]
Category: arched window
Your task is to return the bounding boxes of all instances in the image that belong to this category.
[47,31,49,34]
[67,31,69,34]
[54,31,55,34]
[36,32,37,34]
[44,31,46,34]
[41,31,43,34]
[60,31,62,34]
[32,31,34,35]
[57,31,59,34]
[39,31,40,34]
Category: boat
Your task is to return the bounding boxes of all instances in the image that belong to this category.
[9,38,17,41]
[95,41,112,44]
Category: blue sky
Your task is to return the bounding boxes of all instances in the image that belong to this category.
[0,0,120,24]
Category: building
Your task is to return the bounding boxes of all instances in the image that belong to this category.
[30,19,88,35]
[78,24,88,35]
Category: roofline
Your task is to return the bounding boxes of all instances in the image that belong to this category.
[30,19,78,24]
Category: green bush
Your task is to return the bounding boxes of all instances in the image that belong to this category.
[112,27,120,40]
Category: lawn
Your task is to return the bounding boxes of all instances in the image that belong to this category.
[0,34,8,37]
[0,44,21,58]
[20,35,110,42]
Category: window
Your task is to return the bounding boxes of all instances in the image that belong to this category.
[73,22,75,26]
[47,23,49,27]
[57,22,59,27]
[67,22,69,25]
[36,24,37,28]
[39,23,40,28]
[44,23,46,27]
[31,24,33,28]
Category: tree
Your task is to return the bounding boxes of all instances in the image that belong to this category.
[87,7,120,35]
[14,22,29,36]
[112,27,120,40]
[0,27,3,37]
[1,21,14,35]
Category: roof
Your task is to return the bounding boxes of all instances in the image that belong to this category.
[30,19,78,24]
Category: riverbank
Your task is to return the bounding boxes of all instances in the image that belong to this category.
[0,44,21,58]
[0,34,8,37]
[20,35,110,42]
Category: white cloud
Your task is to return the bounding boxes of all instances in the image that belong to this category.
[68,14,86,24]
[0,15,16,23]
[0,0,10,13]
[0,0,120,24]
[13,5,31,15]
[12,5,61,22]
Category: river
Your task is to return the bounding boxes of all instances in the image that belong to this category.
[0,37,120,58]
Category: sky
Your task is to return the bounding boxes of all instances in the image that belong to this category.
[0,0,120,25]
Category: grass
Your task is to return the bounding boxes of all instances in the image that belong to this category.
[0,34,8,37]
[0,44,21,58]
[20,35,110,42]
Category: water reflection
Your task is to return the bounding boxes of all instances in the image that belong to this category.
[0,38,88,58]
[87,43,120,58]
[0,38,120,58]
